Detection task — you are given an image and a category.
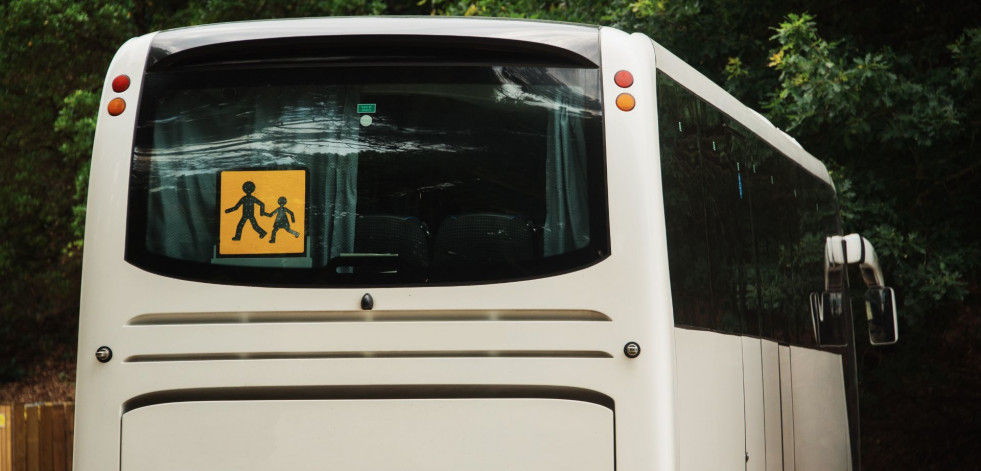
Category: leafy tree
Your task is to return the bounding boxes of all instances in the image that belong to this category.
[0,0,140,379]
[759,13,976,323]
[430,0,611,22]
[745,12,981,470]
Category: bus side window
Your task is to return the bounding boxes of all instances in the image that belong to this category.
[659,71,839,346]
[658,75,712,330]
[659,73,750,335]
[748,144,803,344]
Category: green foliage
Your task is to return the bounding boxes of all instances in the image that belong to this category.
[55,90,100,247]
[764,13,959,150]
[0,0,136,380]
[758,13,977,330]
[618,0,784,91]
[429,0,615,23]
[950,28,981,89]
[178,0,389,24]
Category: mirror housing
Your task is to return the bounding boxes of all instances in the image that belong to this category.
[810,234,899,347]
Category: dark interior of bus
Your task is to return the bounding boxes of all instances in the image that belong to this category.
[126,63,608,286]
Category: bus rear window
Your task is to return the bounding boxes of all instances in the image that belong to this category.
[127,65,608,286]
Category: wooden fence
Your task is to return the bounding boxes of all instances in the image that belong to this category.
[0,403,74,471]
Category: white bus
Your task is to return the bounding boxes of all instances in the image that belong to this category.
[76,17,898,471]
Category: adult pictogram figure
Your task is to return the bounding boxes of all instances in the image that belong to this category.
[264,196,300,243]
[225,181,267,240]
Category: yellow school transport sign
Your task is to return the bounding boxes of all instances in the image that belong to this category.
[218,169,306,256]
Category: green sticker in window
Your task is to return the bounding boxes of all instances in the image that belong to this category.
[357,103,376,114]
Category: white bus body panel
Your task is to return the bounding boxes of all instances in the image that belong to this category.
[790,346,852,471]
[674,332,851,471]
[674,328,746,471]
[76,22,679,471]
[122,399,613,471]
[762,340,784,471]
[743,337,767,471]
[780,346,797,471]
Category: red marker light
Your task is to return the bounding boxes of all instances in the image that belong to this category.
[111,75,131,93]
[107,98,126,116]
[614,70,634,88]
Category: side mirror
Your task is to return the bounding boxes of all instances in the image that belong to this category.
[815,234,900,347]
[865,287,898,345]
[810,291,848,347]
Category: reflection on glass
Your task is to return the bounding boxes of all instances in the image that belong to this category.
[657,71,842,346]
[129,65,606,285]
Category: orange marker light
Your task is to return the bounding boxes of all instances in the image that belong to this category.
[616,93,636,111]
[614,70,634,88]
[112,75,131,93]
[107,98,126,116]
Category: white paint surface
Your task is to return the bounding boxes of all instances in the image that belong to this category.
[780,346,796,471]
[122,399,613,471]
[674,332,851,471]
[761,340,783,471]
[674,328,746,471]
[743,337,766,471]
[790,346,851,471]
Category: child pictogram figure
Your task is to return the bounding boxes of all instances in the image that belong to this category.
[263,196,300,243]
[224,181,267,240]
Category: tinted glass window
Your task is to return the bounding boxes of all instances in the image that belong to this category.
[657,71,840,345]
[657,77,756,334]
[127,65,607,286]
